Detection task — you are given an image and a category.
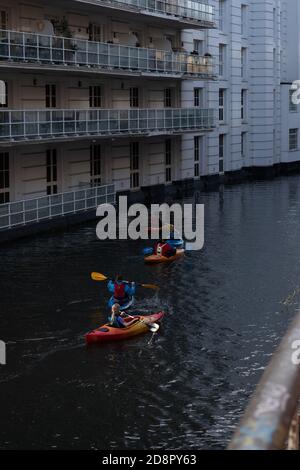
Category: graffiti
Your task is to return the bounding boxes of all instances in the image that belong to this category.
[254,382,290,418]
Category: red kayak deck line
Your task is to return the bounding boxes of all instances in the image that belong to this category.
[144,249,185,264]
[85,311,165,344]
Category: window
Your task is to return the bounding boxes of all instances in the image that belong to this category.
[241,132,247,159]
[89,23,102,42]
[241,5,247,36]
[273,48,276,77]
[193,39,204,55]
[130,142,140,189]
[130,87,139,108]
[89,86,102,108]
[219,89,226,122]
[241,47,247,79]
[0,152,9,204]
[219,134,225,173]
[90,144,101,186]
[194,88,203,107]
[289,90,298,113]
[289,129,298,151]
[46,149,57,195]
[45,84,56,108]
[273,8,277,38]
[194,136,201,178]
[0,80,8,108]
[0,10,8,37]
[219,0,225,31]
[164,88,172,108]
[165,139,172,183]
[241,89,247,120]
[219,44,226,77]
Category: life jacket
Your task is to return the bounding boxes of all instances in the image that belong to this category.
[156,242,176,258]
[114,282,126,300]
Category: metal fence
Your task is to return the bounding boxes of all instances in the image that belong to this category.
[229,311,300,450]
[0,29,215,78]
[81,0,215,26]
[0,108,214,142]
[0,184,115,231]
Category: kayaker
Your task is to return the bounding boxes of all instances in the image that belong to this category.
[154,240,176,258]
[107,275,136,307]
[108,303,136,328]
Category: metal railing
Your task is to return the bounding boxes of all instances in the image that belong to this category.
[78,0,215,27]
[229,311,300,450]
[0,108,214,142]
[0,184,115,231]
[0,29,215,79]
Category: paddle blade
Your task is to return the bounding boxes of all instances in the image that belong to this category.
[143,247,154,256]
[149,323,160,333]
[140,283,160,290]
[91,272,108,282]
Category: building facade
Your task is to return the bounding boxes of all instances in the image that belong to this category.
[0,0,299,215]
[0,0,215,207]
[183,0,300,184]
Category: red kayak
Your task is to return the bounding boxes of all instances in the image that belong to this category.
[85,311,164,344]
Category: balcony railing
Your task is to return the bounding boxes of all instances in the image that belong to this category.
[0,30,215,79]
[0,184,115,231]
[77,0,215,28]
[0,108,214,142]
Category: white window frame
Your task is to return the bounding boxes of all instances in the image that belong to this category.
[194,136,202,178]
[46,149,58,195]
[241,89,247,121]
[241,5,247,37]
[89,85,102,108]
[219,134,225,173]
[241,47,247,79]
[241,132,247,159]
[130,142,140,189]
[165,139,172,184]
[90,144,102,186]
[45,84,57,109]
[219,44,226,77]
[289,129,298,151]
[219,89,226,123]
[219,0,226,32]
[289,90,298,113]
[0,151,9,204]
[194,88,203,108]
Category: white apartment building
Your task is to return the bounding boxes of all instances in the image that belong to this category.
[182,0,300,184]
[0,0,216,209]
[0,0,299,234]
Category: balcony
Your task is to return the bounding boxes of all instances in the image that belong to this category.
[0,30,215,80]
[74,0,215,29]
[0,108,214,144]
[0,184,116,231]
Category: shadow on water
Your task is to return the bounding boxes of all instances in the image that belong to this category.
[1,176,300,449]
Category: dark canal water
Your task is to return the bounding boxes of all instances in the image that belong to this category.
[1,176,300,450]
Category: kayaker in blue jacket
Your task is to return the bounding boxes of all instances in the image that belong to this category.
[107,275,136,307]
[108,303,137,328]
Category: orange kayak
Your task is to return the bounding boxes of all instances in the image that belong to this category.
[85,311,164,344]
[144,249,185,264]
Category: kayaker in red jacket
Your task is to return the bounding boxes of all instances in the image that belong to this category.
[107,275,136,306]
[154,240,176,258]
